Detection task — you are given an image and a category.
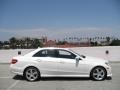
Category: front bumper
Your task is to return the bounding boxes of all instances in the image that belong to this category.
[106,66,112,77]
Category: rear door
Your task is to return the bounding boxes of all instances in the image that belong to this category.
[33,49,60,76]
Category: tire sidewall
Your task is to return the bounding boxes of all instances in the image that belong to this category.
[91,66,107,81]
[24,67,40,81]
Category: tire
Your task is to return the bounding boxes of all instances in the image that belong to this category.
[90,66,107,81]
[24,67,40,81]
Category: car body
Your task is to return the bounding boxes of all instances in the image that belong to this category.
[10,47,112,81]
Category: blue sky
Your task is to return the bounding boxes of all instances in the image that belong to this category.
[0,0,120,41]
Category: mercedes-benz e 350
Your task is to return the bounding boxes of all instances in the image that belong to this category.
[10,47,112,81]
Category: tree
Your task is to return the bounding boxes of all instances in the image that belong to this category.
[9,37,17,49]
[56,41,68,45]
[24,37,31,48]
[32,38,43,48]
[106,37,110,45]
[0,41,3,49]
[94,41,98,46]
[90,41,98,46]
[110,39,120,46]
[3,41,10,49]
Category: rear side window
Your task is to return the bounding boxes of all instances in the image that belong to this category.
[33,50,48,57]
[33,49,56,57]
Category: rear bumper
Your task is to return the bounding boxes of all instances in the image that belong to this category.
[10,64,23,76]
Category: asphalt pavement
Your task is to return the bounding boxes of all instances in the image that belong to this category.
[0,63,120,90]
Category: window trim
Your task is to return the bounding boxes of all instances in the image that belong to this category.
[56,49,76,59]
[33,49,48,57]
[33,49,57,57]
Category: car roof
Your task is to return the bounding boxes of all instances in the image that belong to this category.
[37,47,69,50]
[24,47,70,57]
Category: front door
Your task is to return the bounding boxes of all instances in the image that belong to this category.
[56,49,88,76]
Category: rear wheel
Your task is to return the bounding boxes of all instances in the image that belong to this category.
[91,67,107,81]
[24,67,40,81]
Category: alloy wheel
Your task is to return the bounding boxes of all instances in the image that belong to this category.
[91,67,106,81]
[25,67,39,81]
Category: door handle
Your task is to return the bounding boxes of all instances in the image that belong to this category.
[36,59,42,62]
[59,62,65,64]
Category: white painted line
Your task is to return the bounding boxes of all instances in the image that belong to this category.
[0,77,12,79]
[7,80,19,90]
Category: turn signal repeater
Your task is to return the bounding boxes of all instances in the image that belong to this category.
[11,59,18,64]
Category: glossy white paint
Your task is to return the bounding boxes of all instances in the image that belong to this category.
[10,47,112,79]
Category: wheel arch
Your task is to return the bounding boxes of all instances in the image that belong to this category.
[23,66,41,77]
[90,65,107,78]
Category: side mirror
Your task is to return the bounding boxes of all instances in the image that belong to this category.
[75,56,81,67]
[75,56,81,61]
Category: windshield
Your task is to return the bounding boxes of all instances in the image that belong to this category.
[69,49,86,58]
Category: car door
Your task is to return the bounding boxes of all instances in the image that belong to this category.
[56,49,88,76]
[33,49,60,76]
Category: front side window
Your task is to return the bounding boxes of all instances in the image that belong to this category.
[57,50,76,59]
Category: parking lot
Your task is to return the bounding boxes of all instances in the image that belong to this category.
[0,63,120,90]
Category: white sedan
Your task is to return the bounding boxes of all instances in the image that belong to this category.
[10,47,112,81]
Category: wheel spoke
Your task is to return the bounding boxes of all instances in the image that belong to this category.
[93,73,98,76]
[96,69,99,73]
[100,70,104,75]
[26,72,31,75]
[96,74,100,79]
[30,69,33,74]
[32,70,37,75]
[25,68,39,81]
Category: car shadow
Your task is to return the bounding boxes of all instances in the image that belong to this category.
[41,77,90,81]
[13,75,90,81]
[13,75,26,81]
[13,75,112,81]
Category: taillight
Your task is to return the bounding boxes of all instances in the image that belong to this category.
[11,59,18,64]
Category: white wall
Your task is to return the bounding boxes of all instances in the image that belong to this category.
[0,49,34,63]
[71,46,120,62]
[0,46,120,63]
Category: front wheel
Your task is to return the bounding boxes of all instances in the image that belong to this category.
[91,67,107,81]
[24,67,40,81]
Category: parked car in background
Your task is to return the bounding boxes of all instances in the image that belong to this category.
[10,47,112,81]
